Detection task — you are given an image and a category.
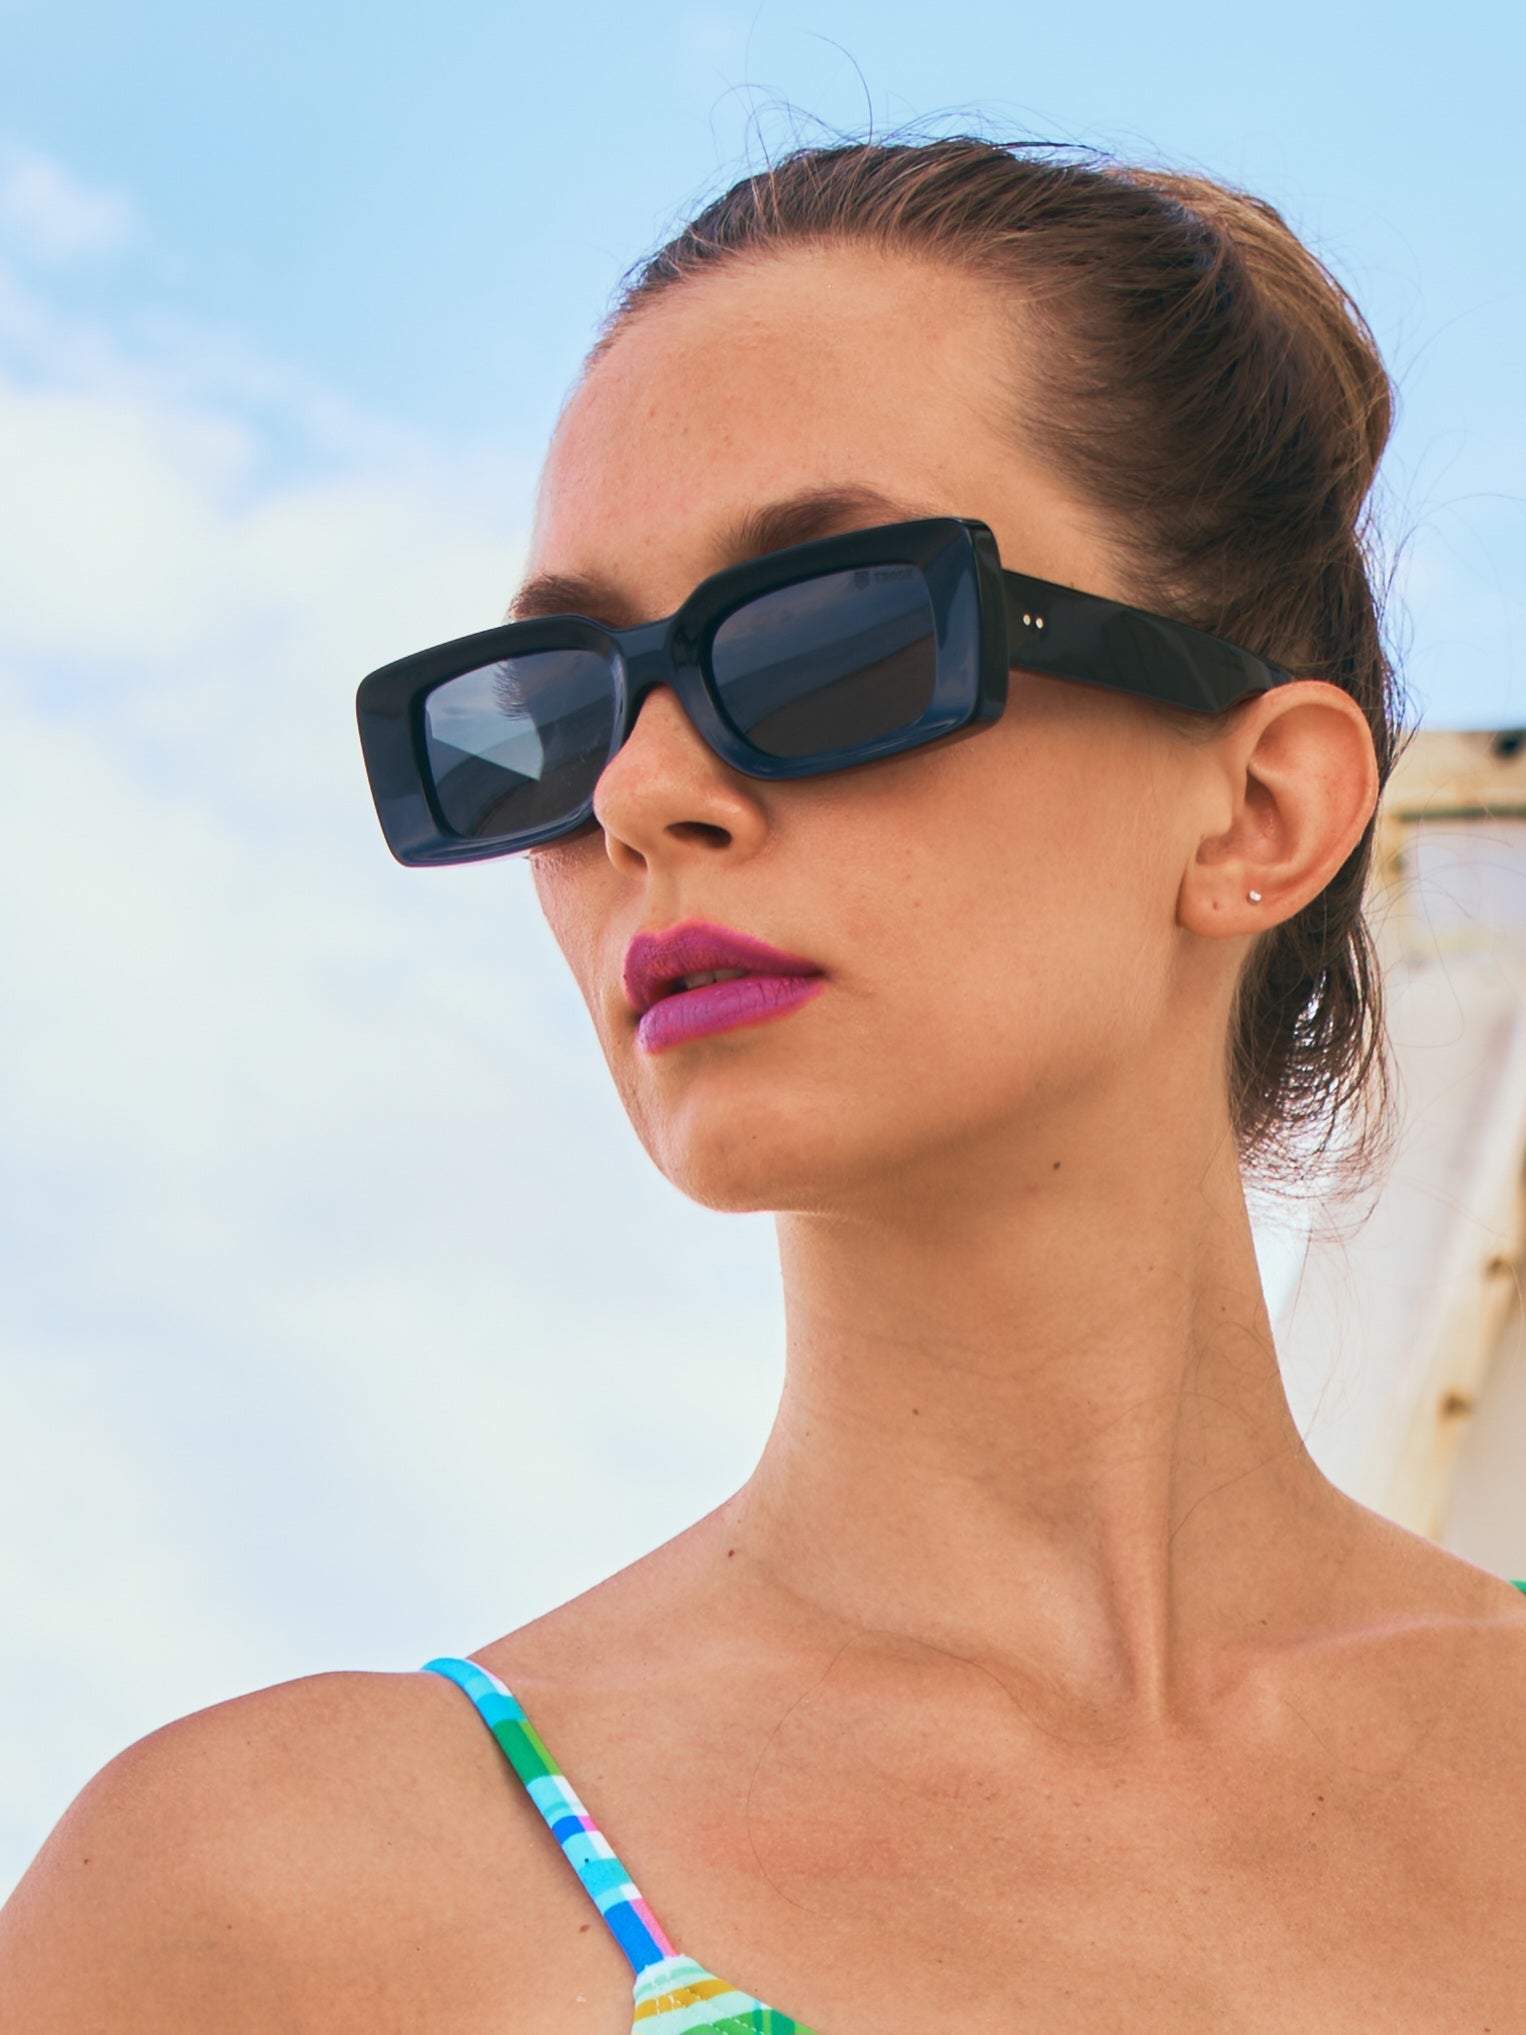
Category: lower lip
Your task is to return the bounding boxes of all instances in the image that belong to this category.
[636,974,825,1053]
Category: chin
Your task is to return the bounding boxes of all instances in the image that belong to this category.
[635,1092,877,1216]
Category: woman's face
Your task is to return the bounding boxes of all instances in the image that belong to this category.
[526,245,1239,1214]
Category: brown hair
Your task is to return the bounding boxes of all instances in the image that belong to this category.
[603,137,1412,1202]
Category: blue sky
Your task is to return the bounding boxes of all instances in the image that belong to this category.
[5,1,1523,718]
[1,0,1523,1893]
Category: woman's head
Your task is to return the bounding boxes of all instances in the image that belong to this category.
[523,138,1400,1216]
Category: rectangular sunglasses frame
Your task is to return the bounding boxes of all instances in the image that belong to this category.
[356,516,1293,867]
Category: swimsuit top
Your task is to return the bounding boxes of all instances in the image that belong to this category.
[426,1583,1526,2034]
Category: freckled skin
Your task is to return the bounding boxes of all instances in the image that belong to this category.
[3,244,1525,2035]
[528,251,1215,1222]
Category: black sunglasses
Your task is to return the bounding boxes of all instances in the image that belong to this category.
[355,516,1292,867]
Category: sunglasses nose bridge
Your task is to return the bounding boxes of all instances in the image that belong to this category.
[618,618,682,717]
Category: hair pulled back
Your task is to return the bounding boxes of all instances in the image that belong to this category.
[604,137,1410,1200]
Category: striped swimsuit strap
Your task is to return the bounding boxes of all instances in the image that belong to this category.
[424,1656,813,2034]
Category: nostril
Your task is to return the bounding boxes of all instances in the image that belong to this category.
[669,820,732,846]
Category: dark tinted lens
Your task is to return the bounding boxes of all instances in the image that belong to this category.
[709,564,937,759]
[422,648,615,844]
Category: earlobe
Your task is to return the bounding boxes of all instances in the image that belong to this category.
[1179,680,1379,938]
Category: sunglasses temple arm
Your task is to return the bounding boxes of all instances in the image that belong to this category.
[1000,573,1292,714]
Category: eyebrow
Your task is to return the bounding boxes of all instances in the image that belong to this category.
[508,483,937,626]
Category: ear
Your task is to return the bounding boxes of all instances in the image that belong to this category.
[1176,680,1380,937]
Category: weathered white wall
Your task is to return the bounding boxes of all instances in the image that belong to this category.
[1273,743,1526,1555]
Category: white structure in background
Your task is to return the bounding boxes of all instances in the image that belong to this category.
[1275,727,1526,1564]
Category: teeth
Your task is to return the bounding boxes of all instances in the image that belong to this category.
[673,968,750,993]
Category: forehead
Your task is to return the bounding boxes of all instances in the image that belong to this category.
[527,245,1073,616]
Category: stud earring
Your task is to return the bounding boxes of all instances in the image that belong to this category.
[1247,890,1263,903]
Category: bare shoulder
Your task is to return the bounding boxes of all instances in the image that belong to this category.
[1424,1557,1526,1763]
[1371,1552,1526,1899]
[0,1667,628,2034]
[1292,1528,1526,1812]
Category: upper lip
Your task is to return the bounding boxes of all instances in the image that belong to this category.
[622,919,825,1016]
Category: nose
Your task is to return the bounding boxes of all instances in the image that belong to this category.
[592,675,769,873]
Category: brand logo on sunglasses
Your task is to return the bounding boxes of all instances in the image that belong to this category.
[852,565,916,588]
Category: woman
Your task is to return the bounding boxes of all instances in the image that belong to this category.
[4,136,1524,2032]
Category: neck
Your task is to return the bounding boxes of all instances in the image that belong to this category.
[733,1075,1351,1723]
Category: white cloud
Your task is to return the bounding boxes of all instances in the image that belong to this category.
[0,228,784,1895]
[0,143,135,264]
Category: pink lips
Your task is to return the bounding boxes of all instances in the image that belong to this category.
[623,919,826,1054]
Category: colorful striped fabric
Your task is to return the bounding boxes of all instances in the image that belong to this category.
[424,1656,813,2034]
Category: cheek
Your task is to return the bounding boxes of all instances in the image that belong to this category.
[528,841,682,1149]
[528,840,612,1008]
[862,708,1175,1043]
